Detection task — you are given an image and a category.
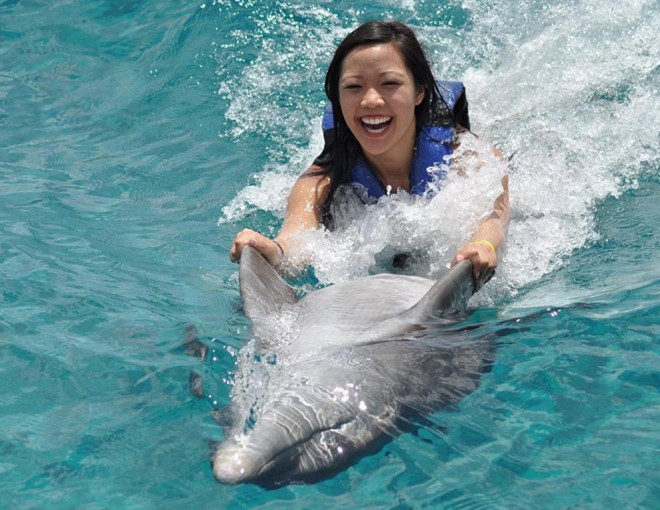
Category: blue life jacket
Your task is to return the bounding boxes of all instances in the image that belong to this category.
[321,81,469,204]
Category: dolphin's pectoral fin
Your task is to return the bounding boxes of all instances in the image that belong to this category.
[359,261,476,343]
[239,246,298,324]
[183,324,208,361]
[189,372,205,399]
[180,324,210,400]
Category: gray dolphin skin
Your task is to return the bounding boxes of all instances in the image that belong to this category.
[212,246,493,487]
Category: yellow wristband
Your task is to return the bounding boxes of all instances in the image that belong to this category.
[475,239,496,254]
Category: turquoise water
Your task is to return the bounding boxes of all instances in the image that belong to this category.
[1,0,658,508]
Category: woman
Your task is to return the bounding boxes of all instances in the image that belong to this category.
[230,21,509,281]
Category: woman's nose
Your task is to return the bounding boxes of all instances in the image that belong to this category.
[361,88,384,107]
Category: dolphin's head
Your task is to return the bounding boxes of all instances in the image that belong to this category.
[212,366,400,487]
[212,429,356,487]
[210,338,491,486]
[212,416,402,487]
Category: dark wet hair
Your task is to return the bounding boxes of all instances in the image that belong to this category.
[313,20,450,227]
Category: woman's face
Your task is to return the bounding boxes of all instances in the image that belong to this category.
[338,43,424,160]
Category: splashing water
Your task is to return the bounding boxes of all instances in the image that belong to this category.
[218,0,658,305]
[2,0,656,506]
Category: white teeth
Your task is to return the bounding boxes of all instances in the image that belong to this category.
[361,116,391,125]
[361,116,392,134]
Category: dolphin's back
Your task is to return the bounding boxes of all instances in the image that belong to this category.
[293,274,435,348]
[240,246,475,349]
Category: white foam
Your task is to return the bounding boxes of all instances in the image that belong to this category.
[284,133,508,288]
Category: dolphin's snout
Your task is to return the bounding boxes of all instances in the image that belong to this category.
[212,444,267,485]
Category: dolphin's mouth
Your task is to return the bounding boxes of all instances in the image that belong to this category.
[212,415,357,486]
[250,419,355,485]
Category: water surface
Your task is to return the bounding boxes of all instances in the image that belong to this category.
[1,0,658,508]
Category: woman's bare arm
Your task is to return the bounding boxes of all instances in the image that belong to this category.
[453,174,510,280]
[229,165,330,269]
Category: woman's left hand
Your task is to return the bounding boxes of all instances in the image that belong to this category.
[453,174,508,284]
[452,240,497,282]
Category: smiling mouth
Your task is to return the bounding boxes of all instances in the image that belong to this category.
[360,116,392,135]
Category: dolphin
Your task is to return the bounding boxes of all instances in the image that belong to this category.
[212,246,493,487]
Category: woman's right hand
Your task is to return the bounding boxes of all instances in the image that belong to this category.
[229,228,285,268]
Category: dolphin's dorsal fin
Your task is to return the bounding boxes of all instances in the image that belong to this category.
[358,261,476,343]
[239,246,298,324]
[404,260,475,321]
